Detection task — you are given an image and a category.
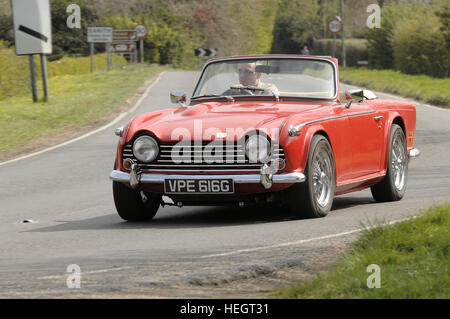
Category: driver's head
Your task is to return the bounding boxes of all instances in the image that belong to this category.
[238,62,261,86]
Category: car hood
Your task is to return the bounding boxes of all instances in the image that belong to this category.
[128,101,329,142]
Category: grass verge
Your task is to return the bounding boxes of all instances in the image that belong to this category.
[340,67,450,107]
[275,203,450,298]
[0,64,171,158]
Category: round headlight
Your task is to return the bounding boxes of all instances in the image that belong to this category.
[245,135,270,163]
[133,136,159,163]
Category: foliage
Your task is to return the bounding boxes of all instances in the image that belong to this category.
[275,203,450,298]
[271,0,321,54]
[366,1,449,78]
[103,1,202,67]
[391,5,448,78]
[314,38,368,66]
[50,0,101,57]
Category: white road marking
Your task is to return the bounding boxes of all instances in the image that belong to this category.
[39,266,133,279]
[201,216,416,258]
[0,72,166,167]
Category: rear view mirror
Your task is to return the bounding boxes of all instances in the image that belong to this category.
[255,65,280,74]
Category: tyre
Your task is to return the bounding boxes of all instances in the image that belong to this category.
[113,181,161,221]
[286,134,336,218]
[371,124,408,202]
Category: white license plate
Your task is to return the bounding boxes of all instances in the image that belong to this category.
[164,179,234,194]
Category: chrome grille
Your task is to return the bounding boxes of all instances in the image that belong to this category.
[122,141,285,172]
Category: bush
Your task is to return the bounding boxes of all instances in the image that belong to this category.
[366,2,449,78]
[313,38,368,67]
[103,2,202,68]
[271,0,321,54]
[392,7,448,78]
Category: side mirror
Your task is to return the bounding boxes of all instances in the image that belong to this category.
[170,92,187,106]
[344,89,364,108]
[344,89,377,108]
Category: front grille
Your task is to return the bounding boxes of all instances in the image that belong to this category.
[122,141,285,172]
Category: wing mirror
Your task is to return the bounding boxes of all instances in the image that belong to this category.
[344,89,377,108]
[170,92,187,106]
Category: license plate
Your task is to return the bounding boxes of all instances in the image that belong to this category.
[164,179,234,194]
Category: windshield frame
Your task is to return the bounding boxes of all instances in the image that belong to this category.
[191,56,338,102]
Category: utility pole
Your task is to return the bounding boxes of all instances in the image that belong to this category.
[340,0,346,67]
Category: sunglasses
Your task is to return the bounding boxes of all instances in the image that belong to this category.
[238,69,255,75]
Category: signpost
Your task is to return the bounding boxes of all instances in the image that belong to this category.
[110,42,136,54]
[328,17,342,59]
[11,0,52,102]
[113,30,138,62]
[134,24,148,63]
[195,48,217,69]
[195,48,217,58]
[87,27,113,72]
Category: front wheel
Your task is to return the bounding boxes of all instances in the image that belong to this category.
[371,124,408,202]
[113,181,161,221]
[286,135,336,218]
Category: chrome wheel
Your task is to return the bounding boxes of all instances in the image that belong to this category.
[312,149,333,207]
[392,133,406,191]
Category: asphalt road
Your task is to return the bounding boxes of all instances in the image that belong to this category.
[0,71,449,298]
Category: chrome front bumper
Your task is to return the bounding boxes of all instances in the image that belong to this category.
[110,170,305,190]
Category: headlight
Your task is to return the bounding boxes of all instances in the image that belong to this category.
[133,136,159,163]
[245,135,270,163]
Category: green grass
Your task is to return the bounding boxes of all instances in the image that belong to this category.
[275,203,450,299]
[0,64,171,154]
[0,44,128,101]
[340,67,450,107]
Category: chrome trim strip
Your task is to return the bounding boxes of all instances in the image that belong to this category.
[337,173,386,187]
[110,170,305,184]
[289,110,377,136]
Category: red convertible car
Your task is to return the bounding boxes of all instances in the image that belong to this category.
[110,55,420,221]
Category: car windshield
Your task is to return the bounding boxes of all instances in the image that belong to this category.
[192,58,336,100]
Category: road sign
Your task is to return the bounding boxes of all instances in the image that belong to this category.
[134,24,148,39]
[110,42,136,54]
[11,0,52,55]
[195,48,217,57]
[87,27,113,43]
[328,18,343,34]
[113,30,138,42]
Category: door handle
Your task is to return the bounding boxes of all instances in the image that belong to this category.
[373,115,383,121]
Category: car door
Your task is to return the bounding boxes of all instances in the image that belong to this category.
[346,101,384,178]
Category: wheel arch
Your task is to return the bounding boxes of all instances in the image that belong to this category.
[299,126,335,173]
[381,115,405,171]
